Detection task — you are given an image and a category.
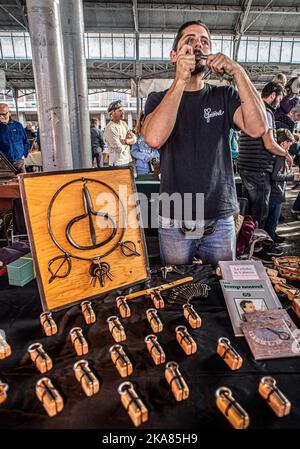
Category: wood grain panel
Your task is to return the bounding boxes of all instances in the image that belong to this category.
[19,168,150,311]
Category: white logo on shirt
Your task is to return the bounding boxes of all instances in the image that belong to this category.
[204,108,224,123]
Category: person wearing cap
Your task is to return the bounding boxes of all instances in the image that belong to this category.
[104,100,136,167]
[0,103,30,173]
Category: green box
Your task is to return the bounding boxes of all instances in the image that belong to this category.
[7,252,34,287]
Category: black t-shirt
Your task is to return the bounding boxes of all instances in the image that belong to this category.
[144,83,241,220]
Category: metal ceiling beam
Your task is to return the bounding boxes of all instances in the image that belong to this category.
[233,0,253,61]
[83,2,300,15]
[0,3,27,29]
[15,0,28,29]
[3,59,298,91]
[132,0,139,34]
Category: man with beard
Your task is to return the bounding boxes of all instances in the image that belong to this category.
[142,20,267,265]
[238,82,293,259]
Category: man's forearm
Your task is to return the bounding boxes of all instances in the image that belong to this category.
[234,68,267,136]
[142,79,186,149]
[267,142,287,157]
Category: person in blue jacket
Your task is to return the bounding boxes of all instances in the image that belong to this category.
[131,112,160,176]
[0,103,30,173]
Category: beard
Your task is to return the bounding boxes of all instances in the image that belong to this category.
[191,49,207,76]
[191,62,207,76]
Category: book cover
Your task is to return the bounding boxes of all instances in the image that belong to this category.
[243,309,297,333]
[241,319,300,360]
[220,280,282,337]
[219,260,269,282]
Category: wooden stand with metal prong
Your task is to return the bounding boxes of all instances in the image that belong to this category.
[292,297,300,318]
[28,343,52,374]
[107,316,126,342]
[144,334,165,365]
[216,387,250,429]
[0,380,8,405]
[259,376,291,417]
[146,309,163,333]
[73,359,99,397]
[274,283,300,301]
[149,290,164,309]
[109,344,133,377]
[183,303,201,329]
[69,327,89,356]
[175,326,197,355]
[40,312,58,336]
[165,361,189,402]
[81,301,96,325]
[116,296,131,318]
[217,337,243,370]
[0,334,11,360]
[36,377,64,417]
[118,381,148,427]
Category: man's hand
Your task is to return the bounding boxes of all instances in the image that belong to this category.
[207,53,243,77]
[294,172,300,181]
[174,44,196,84]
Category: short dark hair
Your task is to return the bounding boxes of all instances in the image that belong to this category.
[261,82,284,99]
[240,300,253,311]
[91,118,98,127]
[172,21,212,52]
[277,128,294,144]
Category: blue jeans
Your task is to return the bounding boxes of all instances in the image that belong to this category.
[158,215,236,266]
[264,201,282,241]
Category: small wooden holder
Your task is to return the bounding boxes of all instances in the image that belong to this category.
[292,297,300,318]
[28,343,52,374]
[274,283,300,301]
[216,387,250,429]
[107,316,126,342]
[183,303,202,329]
[69,327,89,356]
[175,325,197,355]
[116,296,131,318]
[109,344,133,377]
[217,337,243,370]
[259,376,291,417]
[266,268,279,278]
[0,380,8,405]
[81,301,96,325]
[118,381,148,427]
[0,334,11,360]
[36,377,64,417]
[40,311,58,337]
[144,334,165,365]
[146,308,163,333]
[269,276,286,285]
[149,290,165,309]
[165,361,189,402]
[73,359,100,397]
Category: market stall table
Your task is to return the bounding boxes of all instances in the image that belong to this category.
[0,264,300,429]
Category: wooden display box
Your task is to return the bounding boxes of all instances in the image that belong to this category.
[19,168,150,311]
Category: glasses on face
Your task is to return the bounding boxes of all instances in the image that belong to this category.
[0,111,9,117]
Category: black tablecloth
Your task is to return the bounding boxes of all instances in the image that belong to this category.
[1,264,300,430]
